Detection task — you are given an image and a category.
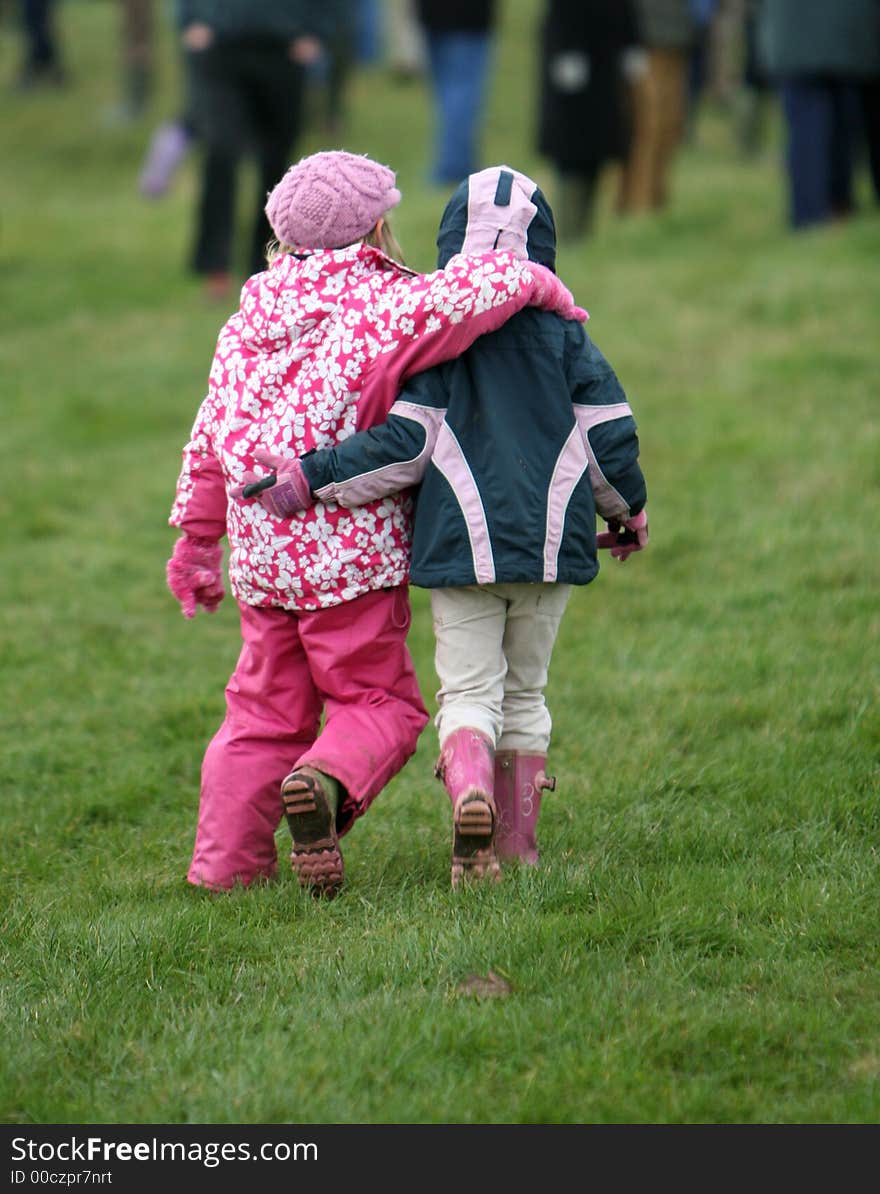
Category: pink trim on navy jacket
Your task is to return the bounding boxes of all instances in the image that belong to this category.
[575,402,634,521]
[433,422,496,584]
[312,402,444,507]
[543,423,590,582]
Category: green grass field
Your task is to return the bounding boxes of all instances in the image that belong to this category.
[1,0,879,1125]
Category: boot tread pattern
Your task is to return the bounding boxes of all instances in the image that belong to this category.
[282,769,344,899]
[451,793,501,889]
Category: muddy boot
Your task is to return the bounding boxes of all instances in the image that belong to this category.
[493,751,556,866]
[435,727,500,889]
[281,767,344,898]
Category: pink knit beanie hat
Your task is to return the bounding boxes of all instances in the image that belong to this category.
[265,150,402,249]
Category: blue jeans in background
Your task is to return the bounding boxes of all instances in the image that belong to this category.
[356,0,383,62]
[21,0,57,66]
[780,76,860,228]
[424,31,493,186]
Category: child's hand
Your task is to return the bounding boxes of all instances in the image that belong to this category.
[231,449,312,518]
[166,534,225,618]
[597,508,649,562]
[527,263,588,323]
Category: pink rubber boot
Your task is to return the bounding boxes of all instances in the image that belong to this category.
[435,727,500,889]
[493,751,556,866]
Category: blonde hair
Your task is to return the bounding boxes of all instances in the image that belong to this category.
[363,217,406,265]
[265,216,406,267]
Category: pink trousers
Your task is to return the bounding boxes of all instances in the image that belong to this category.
[187,587,429,890]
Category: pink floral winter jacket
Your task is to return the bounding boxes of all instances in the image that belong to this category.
[170,244,557,611]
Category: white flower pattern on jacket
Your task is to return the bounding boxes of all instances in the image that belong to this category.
[170,243,542,611]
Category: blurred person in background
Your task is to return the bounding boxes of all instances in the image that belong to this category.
[12,0,66,90]
[617,0,696,214]
[757,0,880,229]
[138,2,200,200]
[175,0,340,302]
[303,0,367,136]
[310,2,355,136]
[387,0,425,82]
[355,0,382,62]
[735,0,772,157]
[537,0,642,241]
[859,77,880,207]
[139,0,360,201]
[684,0,720,141]
[106,0,155,125]
[415,0,497,186]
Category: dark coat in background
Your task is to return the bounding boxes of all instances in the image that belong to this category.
[415,1,495,34]
[757,0,880,81]
[176,0,340,40]
[631,0,695,49]
[538,0,640,174]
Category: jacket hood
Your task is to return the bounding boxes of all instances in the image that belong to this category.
[235,244,402,351]
[436,165,557,271]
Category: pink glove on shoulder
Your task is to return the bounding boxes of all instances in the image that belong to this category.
[596,507,649,562]
[230,449,312,519]
[166,534,225,618]
[527,262,589,323]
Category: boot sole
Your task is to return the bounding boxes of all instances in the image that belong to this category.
[451,794,501,889]
[282,770,344,899]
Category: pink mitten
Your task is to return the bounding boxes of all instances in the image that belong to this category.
[527,262,588,323]
[597,508,649,562]
[230,449,312,518]
[166,534,224,618]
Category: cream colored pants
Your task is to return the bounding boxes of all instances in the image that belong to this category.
[431,583,572,752]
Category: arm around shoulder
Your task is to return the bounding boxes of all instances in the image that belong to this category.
[303,379,447,507]
[360,253,585,425]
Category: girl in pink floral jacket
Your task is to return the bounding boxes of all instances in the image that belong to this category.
[166,150,585,897]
